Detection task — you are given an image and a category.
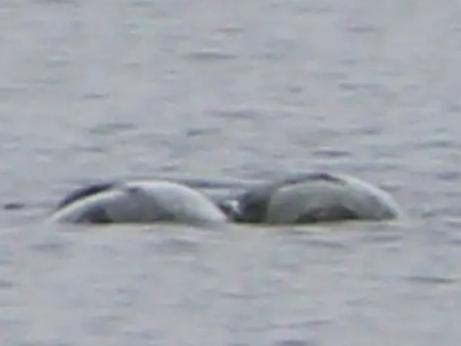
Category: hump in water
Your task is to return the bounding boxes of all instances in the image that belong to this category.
[51,180,228,225]
[233,172,400,224]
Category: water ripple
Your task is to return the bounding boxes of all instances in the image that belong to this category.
[144,236,201,256]
[184,50,238,62]
[404,275,458,286]
[436,171,461,182]
[311,148,352,158]
[88,122,137,136]
[273,340,316,346]
[0,279,13,289]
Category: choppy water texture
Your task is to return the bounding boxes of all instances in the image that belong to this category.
[2,1,461,345]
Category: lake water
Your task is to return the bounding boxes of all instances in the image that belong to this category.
[2,1,461,345]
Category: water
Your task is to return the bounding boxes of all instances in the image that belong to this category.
[2,1,461,345]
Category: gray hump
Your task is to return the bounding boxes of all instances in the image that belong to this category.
[235,172,347,223]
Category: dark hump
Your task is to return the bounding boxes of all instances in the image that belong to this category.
[236,183,279,223]
[76,205,113,223]
[282,172,345,186]
[56,182,116,210]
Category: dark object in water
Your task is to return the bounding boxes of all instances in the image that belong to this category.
[56,182,116,210]
[3,202,26,210]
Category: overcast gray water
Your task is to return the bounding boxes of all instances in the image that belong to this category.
[2,1,461,345]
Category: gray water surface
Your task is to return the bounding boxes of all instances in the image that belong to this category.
[2,1,461,345]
